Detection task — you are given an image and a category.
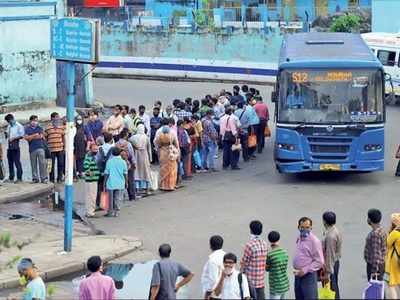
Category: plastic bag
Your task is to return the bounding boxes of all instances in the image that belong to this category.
[100,191,109,211]
[363,279,384,300]
[193,150,202,168]
[264,126,271,137]
[248,134,257,148]
[318,283,335,300]
[149,170,159,191]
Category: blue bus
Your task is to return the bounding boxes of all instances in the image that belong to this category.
[272,33,385,173]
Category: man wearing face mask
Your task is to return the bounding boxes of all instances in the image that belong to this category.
[17,258,46,300]
[85,110,103,143]
[214,253,251,299]
[24,115,48,184]
[293,217,324,300]
[45,112,65,183]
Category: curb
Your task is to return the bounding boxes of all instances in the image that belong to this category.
[0,236,143,289]
[0,184,54,205]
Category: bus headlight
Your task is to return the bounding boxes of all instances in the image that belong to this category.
[278,143,296,151]
[364,144,382,151]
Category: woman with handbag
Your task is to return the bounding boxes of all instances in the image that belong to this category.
[385,213,400,299]
[154,125,179,191]
[220,107,241,170]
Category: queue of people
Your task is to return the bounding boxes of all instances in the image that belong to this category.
[16,208,400,300]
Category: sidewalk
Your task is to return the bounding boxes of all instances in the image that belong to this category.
[0,218,142,289]
[0,182,54,205]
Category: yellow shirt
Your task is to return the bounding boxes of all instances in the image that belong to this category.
[194,120,203,138]
[385,230,400,286]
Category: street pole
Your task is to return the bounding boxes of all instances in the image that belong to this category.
[64,61,75,252]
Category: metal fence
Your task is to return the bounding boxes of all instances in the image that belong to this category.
[75,5,370,32]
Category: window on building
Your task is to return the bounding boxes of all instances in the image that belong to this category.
[377,50,397,67]
[267,0,277,10]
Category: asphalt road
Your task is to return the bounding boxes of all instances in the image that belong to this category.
[89,78,400,299]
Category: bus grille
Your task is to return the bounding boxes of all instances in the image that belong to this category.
[307,136,352,161]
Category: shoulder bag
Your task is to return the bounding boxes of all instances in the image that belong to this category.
[168,135,180,161]
[223,117,236,144]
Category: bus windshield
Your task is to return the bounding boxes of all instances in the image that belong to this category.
[278,69,384,124]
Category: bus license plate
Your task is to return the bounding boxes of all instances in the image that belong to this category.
[320,164,341,171]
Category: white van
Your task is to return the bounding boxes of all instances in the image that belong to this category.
[362,32,400,100]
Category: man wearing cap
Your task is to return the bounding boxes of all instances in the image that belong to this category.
[17,258,46,300]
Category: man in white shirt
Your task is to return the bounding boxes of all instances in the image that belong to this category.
[201,235,226,300]
[138,105,151,135]
[214,253,250,300]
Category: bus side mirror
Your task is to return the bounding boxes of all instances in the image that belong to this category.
[385,72,392,82]
[271,91,278,103]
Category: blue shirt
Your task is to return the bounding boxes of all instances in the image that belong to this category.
[234,107,251,130]
[23,277,46,300]
[25,125,44,153]
[84,120,103,141]
[247,106,260,126]
[104,156,127,190]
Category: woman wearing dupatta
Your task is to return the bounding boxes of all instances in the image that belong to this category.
[130,124,152,193]
[154,125,179,191]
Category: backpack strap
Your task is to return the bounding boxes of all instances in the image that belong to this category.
[391,239,400,259]
[238,272,244,300]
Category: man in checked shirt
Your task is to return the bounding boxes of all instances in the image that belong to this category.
[364,208,387,281]
[240,220,268,300]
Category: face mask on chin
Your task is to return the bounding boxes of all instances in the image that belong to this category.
[224,267,234,275]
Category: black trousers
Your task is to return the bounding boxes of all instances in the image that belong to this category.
[240,131,249,161]
[50,151,65,182]
[127,168,135,200]
[330,260,340,299]
[7,148,22,181]
[256,120,267,153]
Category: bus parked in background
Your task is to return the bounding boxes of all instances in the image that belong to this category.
[272,32,385,173]
[362,32,400,102]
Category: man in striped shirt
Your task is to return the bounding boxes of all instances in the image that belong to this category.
[240,220,268,300]
[266,231,289,299]
[45,112,65,183]
[84,143,100,217]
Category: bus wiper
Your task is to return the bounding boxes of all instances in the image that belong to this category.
[294,122,308,129]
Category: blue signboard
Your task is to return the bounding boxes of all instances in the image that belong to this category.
[51,18,100,63]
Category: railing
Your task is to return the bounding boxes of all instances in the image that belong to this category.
[75,5,370,32]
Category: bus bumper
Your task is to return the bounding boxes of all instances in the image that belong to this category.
[276,160,384,173]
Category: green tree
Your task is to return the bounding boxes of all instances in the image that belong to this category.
[330,14,361,33]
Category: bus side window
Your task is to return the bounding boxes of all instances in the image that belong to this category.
[377,50,396,66]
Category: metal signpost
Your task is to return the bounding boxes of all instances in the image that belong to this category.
[50,17,100,252]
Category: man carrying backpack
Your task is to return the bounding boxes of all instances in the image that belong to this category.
[214,253,251,300]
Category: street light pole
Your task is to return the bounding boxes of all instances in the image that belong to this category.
[64,61,75,252]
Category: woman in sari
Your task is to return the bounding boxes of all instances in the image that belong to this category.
[130,124,152,194]
[154,125,179,191]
